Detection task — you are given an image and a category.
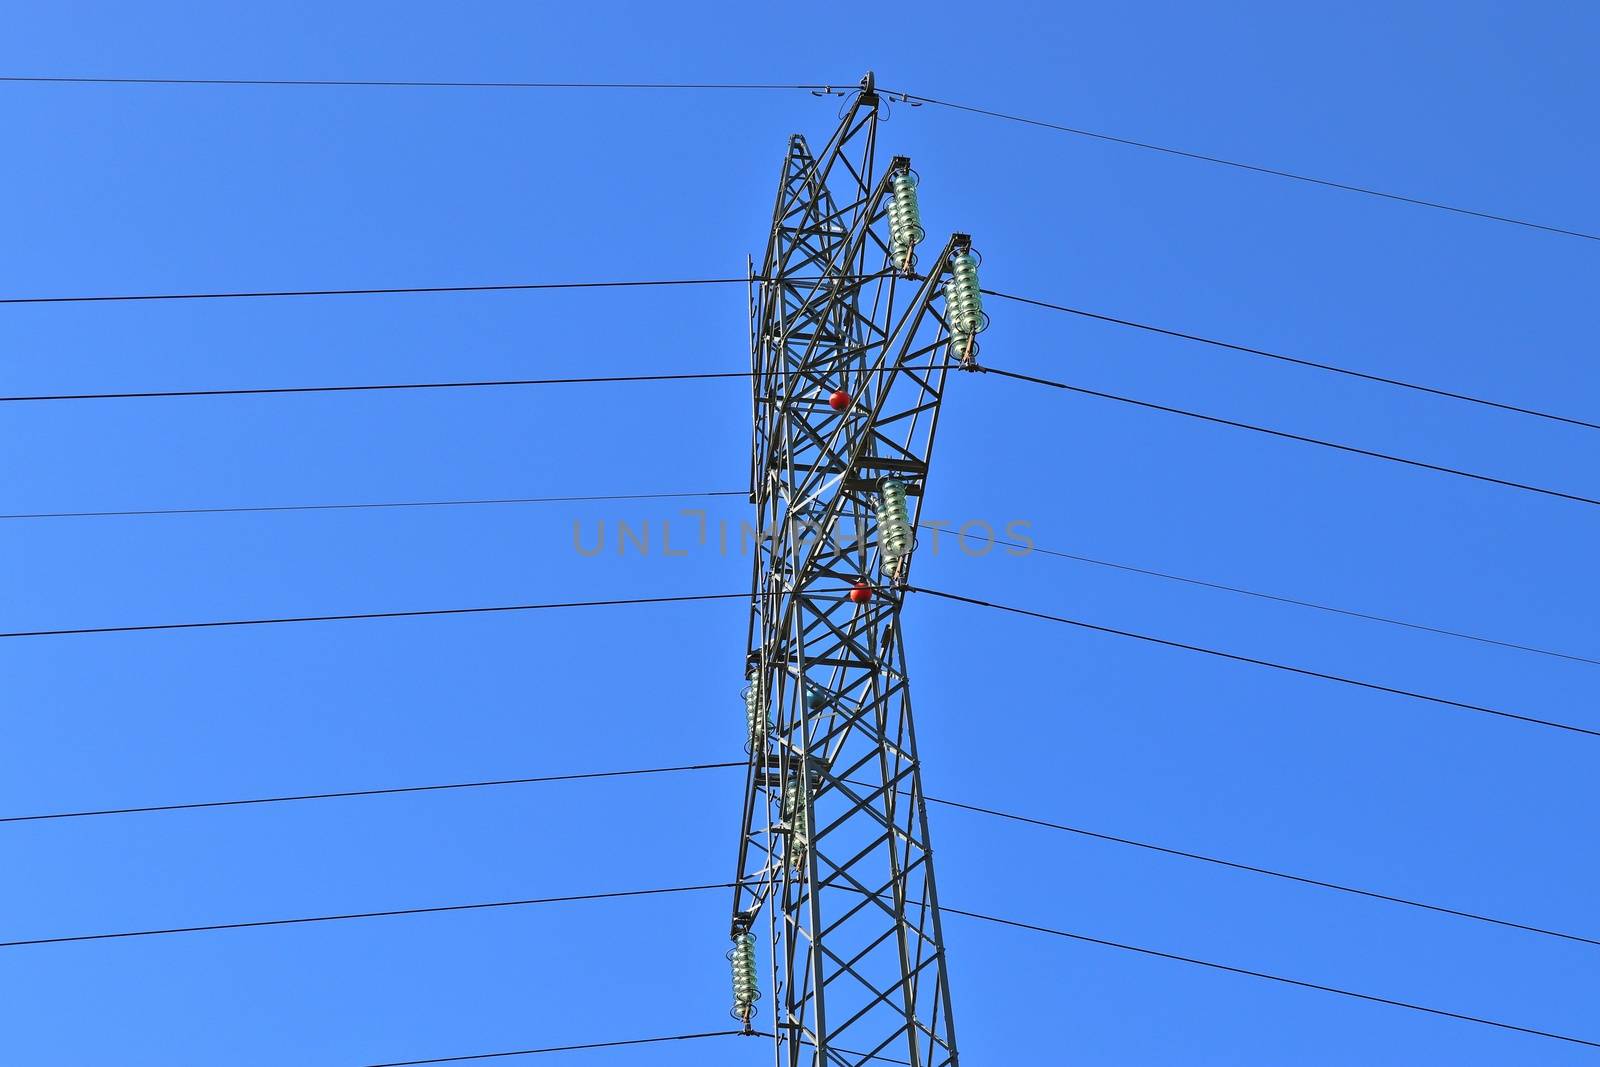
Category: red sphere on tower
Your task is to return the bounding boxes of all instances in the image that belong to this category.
[828,389,852,411]
[848,581,873,604]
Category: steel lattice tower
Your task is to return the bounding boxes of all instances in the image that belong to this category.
[728,72,981,1067]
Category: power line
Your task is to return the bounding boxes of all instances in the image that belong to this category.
[362,1031,762,1067]
[0,276,749,305]
[939,904,1600,1050]
[19,73,1586,242]
[14,757,1592,951]
[926,523,1599,668]
[908,586,1599,739]
[980,364,1600,508]
[23,69,1590,242]
[0,591,753,639]
[922,794,1599,949]
[13,261,1590,446]
[367,1033,909,1067]
[986,289,1600,433]
[0,761,745,823]
[14,859,1587,1051]
[0,883,731,948]
[895,91,1600,243]
[6,483,1582,666]
[0,490,747,521]
[14,856,1586,1051]
[2,76,833,91]
[0,363,942,403]
[0,370,751,402]
[11,271,1580,445]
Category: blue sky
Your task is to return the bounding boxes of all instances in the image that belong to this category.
[3,2,1598,1064]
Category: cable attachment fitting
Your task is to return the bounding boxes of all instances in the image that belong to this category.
[886,158,925,276]
[874,478,915,585]
[742,668,767,754]
[783,776,810,876]
[728,916,761,1031]
[944,241,989,370]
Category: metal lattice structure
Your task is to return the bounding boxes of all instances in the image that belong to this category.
[728,72,980,1067]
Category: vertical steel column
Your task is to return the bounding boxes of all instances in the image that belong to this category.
[729,72,969,1067]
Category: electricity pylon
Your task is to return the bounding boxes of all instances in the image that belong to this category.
[728,72,986,1067]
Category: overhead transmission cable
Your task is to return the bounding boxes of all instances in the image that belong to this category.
[920,793,1599,949]
[6,265,1592,440]
[9,871,1592,1051]
[0,364,941,402]
[986,288,1600,434]
[366,1034,905,1067]
[0,370,752,402]
[978,364,1600,508]
[12,360,1595,510]
[11,760,1594,950]
[915,522,1599,668]
[362,1031,764,1067]
[936,903,1600,1050]
[2,486,1584,666]
[0,591,753,639]
[907,587,1599,740]
[0,76,834,90]
[7,587,1589,737]
[9,73,1587,241]
[0,761,746,824]
[889,90,1600,243]
[0,883,733,948]
[8,275,1590,443]
[0,490,747,522]
[0,276,750,305]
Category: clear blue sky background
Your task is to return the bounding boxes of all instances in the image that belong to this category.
[3,3,1597,1064]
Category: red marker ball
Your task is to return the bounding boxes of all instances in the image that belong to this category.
[849,581,873,604]
[828,389,852,411]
